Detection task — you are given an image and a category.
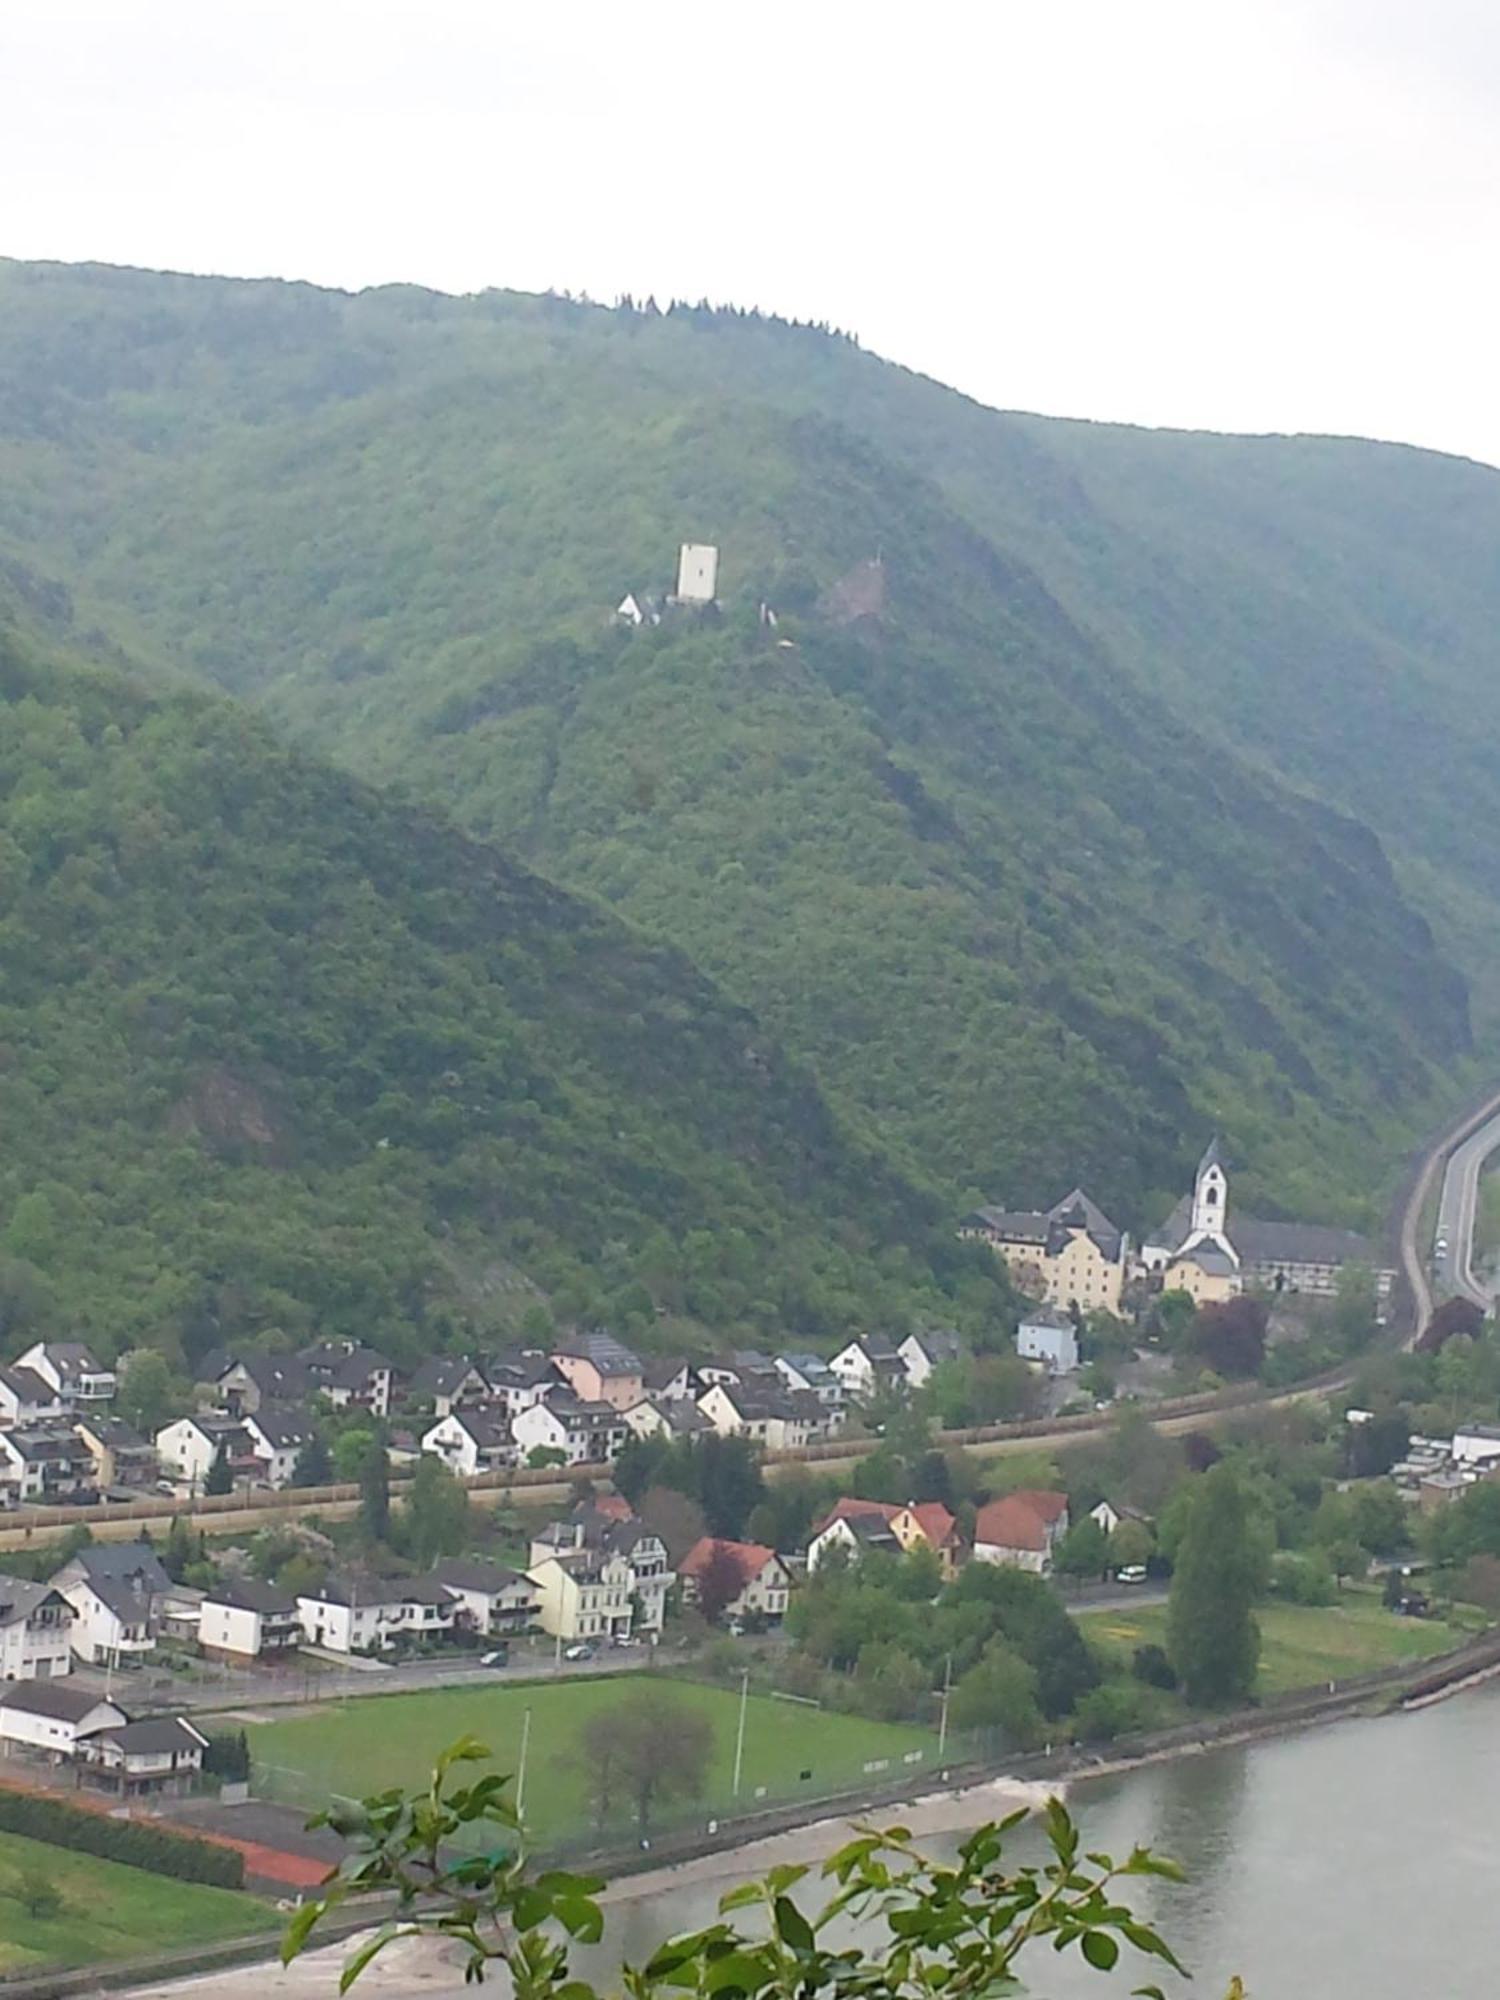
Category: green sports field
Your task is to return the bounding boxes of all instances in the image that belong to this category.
[244,1674,938,1842]
[0,1828,269,1975]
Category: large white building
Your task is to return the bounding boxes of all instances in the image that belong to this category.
[675,541,719,604]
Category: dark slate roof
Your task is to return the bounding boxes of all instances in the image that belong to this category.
[246,1401,319,1448]
[908,1328,964,1365]
[301,1571,402,1609]
[96,1715,207,1754]
[0,1681,120,1723]
[34,1342,108,1383]
[299,1341,394,1390]
[642,1355,691,1391]
[1232,1216,1386,1270]
[450,1411,512,1447]
[553,1328,642,1375]
[662,1401,712,1435]
[485,1351,556,1390]
[965,1207,1049,1243]
[0,1365,56,1403]
[410,1354,488,1397]
[1045,1188,1124,1261]
[4,1425,91,1461]
[223,1352,315,1400]
[1178,1242,1239,1277]
[1198,1135,1227,1174]
[208,1578,297,1616]
[77,1414,150,1450]
[0,1578,67,1626]
[66,1542,172,1594]
[1149,1195,1194,1254]
[429,1558,531,1595]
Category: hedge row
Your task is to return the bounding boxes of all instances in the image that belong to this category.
[0,1786,244,1888]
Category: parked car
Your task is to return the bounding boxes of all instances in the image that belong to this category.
[563,1642,595,1661]
[480,1646,510,1667]
[1116,1565,1149,1586]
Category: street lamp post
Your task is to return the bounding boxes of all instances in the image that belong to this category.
[731,1668,750,1798]
[937,1653,953,1760]
[516,1705,533,1818]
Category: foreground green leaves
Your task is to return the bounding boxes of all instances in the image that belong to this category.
[283,1736,1242,1996]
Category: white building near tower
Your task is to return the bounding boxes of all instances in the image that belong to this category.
[675,542,719,603]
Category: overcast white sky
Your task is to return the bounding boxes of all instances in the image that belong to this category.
[6,0,1500,463]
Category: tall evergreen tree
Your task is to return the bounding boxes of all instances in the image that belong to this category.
[358,1430,391,1545]
[203,1443,233,1496]
[1167,1464,1263,1705]
[292,1432,333,1488]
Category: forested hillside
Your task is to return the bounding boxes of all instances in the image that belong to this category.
[0,259,1486,1228]
[0,619,1004,1363]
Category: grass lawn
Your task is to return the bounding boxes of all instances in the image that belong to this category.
[1080,1596,1468,1698]
[244,1673,936,1841]
[0,1828,269,1976]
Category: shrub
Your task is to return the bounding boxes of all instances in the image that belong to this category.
[0,1788,243,1888]
[1131,1643,1177,1690]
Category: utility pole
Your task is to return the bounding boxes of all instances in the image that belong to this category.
[516,1706,533,1818]
[731,1667,750,1798]
[937,1653,953,1759]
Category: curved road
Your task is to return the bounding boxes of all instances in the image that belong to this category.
[1432,1095,1500,1309]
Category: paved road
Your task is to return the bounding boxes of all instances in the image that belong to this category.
[1433,1098,1500,1308]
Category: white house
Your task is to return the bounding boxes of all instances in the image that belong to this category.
[155,1414,255,1491]
[58,1576,157,1666]
[79,1714,207,1797]
[0,1682,125,1762]
[512,1392,627,1466]
[898,1329,964,1390]
[482,1353,558,1419]
[16,1342,116,1408]
[828,1335,905,1402]
[428,1558,538,1636]
[421,1410,516,1478]
[805,1510,903,1571]
[0,1425,96,1504]
[298,1341,394,1417]
[242,1403,319,1488]
[198,1580,302,1663]
[408,1355,493,1419]
[296,1574,457,1655]
[774,1354,844,1408]
[0,1578,74,1681]
[972,1491,1070,1576]
[1016,1311,1080,1376]
[0,1366,63,1428]
[696,1381,820,1450]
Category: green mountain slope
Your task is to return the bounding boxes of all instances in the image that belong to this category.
[0,259,1484,1227]
[0,619,1001,1364]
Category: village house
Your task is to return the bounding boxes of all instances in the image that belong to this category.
[642,1356,697,1402]
[898,1329,965,1390]
[0,1681,126,1765]
[421,1409,517,1478]
[695,1379,825,1450]
[512,1389,628,1465]
[16,1341,116,1408]
[0,1577,75,1681]
[527,1548,637,1644]
[200,1349,314,1417]
[198,1579,302,1664]
[296,1573,457,1655]
[481,1352,558,1419]
[806,1497,965,1579]
[549,1330,644,1412]
[621,1394,713,1443]
[73,1413,158,1493]
[155,1413,257,1492]
[428,1558,538,1637]
[679,1538,793,1626]
[298,1340,395,1417]
[1139,1140,1395,1304]
[529,1505,672,1636]
[408,1355,494,1419]
[78,1714,207,1798]
[972,1491,1070,1575]
[828,1334,907,1403]
[0,1365,63,1429]
[0,1423,96,1505]
[961,1190,1127,1315]
[1015,1308,1080,1376]
[774,1353,844,1408]
[53,1542,169,1665]
[242,1402,319,1487]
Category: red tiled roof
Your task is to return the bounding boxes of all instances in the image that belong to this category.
[680,1537,775,1585]
[907,1501,959,1546]
[974,1490,1068,1553]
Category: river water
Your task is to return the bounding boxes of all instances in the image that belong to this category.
[583,1682,1500,1998]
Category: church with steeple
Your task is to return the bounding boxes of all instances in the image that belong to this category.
[1139,1138,1394,1306]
